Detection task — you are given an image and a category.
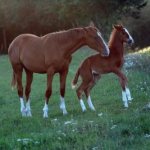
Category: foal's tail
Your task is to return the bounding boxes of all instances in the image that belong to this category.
[11,72,17,90]
[71,68,80,89]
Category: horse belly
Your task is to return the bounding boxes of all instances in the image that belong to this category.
[21,54,46,73]
[91,60,111,74]
[23,61,46,73]
[20,48,46,73]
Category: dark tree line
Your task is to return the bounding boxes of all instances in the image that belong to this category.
[0,0,147,53]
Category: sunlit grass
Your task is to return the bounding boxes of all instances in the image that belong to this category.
[0,47,150,149]
[138,46,150,53]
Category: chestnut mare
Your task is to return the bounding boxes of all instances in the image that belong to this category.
[8,25,109,118]
[72,25,134,111]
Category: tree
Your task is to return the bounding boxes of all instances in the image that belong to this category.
[0,0,147,53]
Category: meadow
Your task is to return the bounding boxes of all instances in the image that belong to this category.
[0,47,150,150]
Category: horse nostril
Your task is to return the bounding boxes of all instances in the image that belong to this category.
[128,39,132,44]
[102,49,109,57]
[127,38,134,45]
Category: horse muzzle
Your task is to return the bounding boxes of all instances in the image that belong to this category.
[101,47,110,57]
[127,38,134,45]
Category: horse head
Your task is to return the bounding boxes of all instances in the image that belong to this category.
[83,25,109,56]
[113,25,134,45]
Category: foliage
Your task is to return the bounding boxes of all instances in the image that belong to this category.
[123,1,150,48]
[0,0,147,53]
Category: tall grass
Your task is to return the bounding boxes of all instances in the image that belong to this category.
[0,47,150,150]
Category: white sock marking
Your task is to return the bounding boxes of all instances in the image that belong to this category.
[26,99,32,117]
[60,96,68,115]
[122,91,128,108]
[43,102,48,118]
[87,95,95,111]
[80,99,86,112]
[125,87,133,101]
[20,97,26,116]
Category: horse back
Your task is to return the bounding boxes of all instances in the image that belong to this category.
[8,34,40,57]
[8,34,47,72]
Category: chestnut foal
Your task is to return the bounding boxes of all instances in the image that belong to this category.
[72,25,134,111]
[8,25,109,118]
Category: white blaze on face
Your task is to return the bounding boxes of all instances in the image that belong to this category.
[97,31,102,38]
[97,31,110,56]
[124,28,134,44]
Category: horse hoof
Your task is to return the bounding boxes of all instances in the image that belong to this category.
[26,111,32,117]
[62,108,68,115]
[43,112,48,118]
[82,108,87,112]
[128,98,133,103]
[124,105,128,108]
[22,112,27,117]
[63,111,68,115]
[90,107,96,111]
[43,115,48,118]
[21,108,27,117]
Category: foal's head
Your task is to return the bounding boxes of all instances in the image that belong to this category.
[113,25,134,45]
[84,26,109,56]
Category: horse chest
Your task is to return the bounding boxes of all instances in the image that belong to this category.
[115,59,124,68]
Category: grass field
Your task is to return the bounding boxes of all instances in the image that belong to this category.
[0,47,150,150]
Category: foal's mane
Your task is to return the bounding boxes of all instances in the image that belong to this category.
[108,28,118,48]
[108,28,124,56]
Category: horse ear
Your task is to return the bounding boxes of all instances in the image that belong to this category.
[89,21,95,27]
[113,25,118,29]
[120,24,124,29]
[113,25,121,30]
[83,27,89,33]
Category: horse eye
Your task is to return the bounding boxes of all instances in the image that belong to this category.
[122,31,126,35]
[95,36,99,40]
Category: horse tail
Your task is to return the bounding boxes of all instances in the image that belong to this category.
[11,71,17,90]
[71,67,80,89]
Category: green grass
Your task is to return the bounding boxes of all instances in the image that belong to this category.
[0,47,150,150]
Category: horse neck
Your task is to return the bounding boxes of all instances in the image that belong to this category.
[46,28,85,56]
[64,28,85,55]
[108,30,124,58]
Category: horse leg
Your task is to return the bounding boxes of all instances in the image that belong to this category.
[25,69,33,117]
[76,79,93,112]
[85,91,95,111]
[14,65,26,116]
[43,69,54,118]
[84,74,101,111]
[125,87,133,102]
[113,69,132,108]
[84,81,95,111]
[59,69,68,115]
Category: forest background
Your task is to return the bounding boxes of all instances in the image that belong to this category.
[0,0,149,54]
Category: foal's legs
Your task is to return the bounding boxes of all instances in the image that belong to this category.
[13,65,26,116]
[113,69,132,108]
[84,83,96,111]
[84,74,101,111]
[43,68,54,118]
[76,81,88,112]
[76,73,93,112]
[25,69,33,117]
[59,69,68,115]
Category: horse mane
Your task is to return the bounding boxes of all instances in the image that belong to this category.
[42,27,84,42]
[108,28,124,56]
[108,28,117,48]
